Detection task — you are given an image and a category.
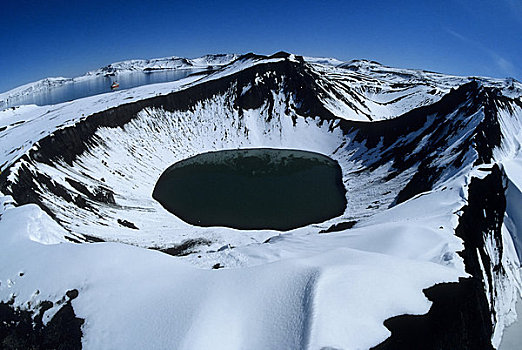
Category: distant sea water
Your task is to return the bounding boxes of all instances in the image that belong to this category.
[2,69,201,108]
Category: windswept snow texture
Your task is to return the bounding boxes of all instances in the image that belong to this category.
[1,52,522,349]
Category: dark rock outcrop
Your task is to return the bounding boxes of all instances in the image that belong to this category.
[373,165,506,350]
[0,294,84,350]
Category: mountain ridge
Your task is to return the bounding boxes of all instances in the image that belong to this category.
[2,51,520,109]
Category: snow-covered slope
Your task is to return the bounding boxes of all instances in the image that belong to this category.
[1,52,521,349]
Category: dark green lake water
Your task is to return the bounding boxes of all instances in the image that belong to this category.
[153,148,347,231]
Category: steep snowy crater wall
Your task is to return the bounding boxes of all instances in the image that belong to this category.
[5,81,491,255]
[2,57,521,349]
[6,79,465,259]
[15,92,353,250]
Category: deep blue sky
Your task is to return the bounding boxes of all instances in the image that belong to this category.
[1,0,521,93]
